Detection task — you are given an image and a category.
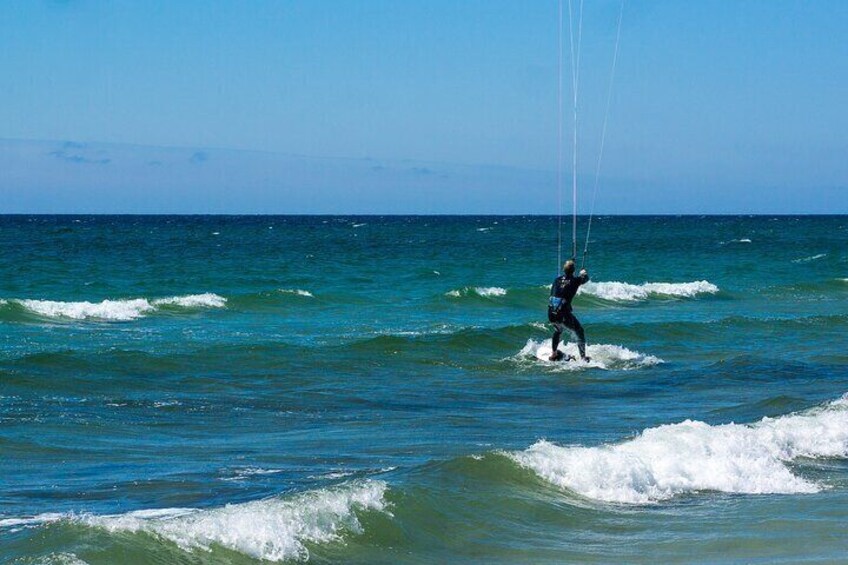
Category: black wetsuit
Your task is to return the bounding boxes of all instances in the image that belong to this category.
[548,271,590,359]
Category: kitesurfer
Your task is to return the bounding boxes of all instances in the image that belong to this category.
[548,260,590,362]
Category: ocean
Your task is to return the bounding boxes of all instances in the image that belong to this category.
[1,215,847,564]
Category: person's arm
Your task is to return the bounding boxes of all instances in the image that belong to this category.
[578,269,590,284]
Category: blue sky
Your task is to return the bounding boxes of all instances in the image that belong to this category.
[1,1,846,213]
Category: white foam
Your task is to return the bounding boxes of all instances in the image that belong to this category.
[152,400,182,408]
[7,481,388,562]
[0,513,65,528]
[12,294,226,321]
[278,289,315,298]
[152,293,227,309]
[518,339,663,371]
[721,238,752,245]
[17,298,155,321]
[510,395,848,504]
[446,286,507,298]
[793,253,827,264]
[27,553,90,565]
[579,280,719,302]
[222,467,285,482]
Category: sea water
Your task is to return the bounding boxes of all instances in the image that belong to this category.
[1,215,847,563]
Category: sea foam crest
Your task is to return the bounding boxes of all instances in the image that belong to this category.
[518,339,663,371]
[278,289,315,298]
[16,298,156,321]
[793,253,827,264]
[152,293,227,309]
[446,287,507,298]
[13,294,226,321]
[24,553,90,565]
[510,395,848,504]
[579,280,719,302]
[5,481,387,562]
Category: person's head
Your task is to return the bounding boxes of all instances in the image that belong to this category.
[563,260,576,275]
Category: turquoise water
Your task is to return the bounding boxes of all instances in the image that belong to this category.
[1,215,847,563]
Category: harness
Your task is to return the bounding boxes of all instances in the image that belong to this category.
[549,296,565,312]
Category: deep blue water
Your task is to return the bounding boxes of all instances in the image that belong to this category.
[1,215,847,563]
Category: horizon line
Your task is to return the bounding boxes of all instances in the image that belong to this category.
[1,213,845,218]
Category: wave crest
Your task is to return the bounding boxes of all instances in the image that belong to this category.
[8,294,226,321]
[579,280,719,302]
[509,395,848,504]
[793,253,827,264]
[446,287,507,298]
[6,481,387,562]
[517,339,663,371]
[152,293,227,309]
[278,289,315,298]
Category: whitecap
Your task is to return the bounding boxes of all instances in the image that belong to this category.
[721,238,752,245]
[222,467,285,482]
[445,286,507,298]
[5,481,388,562]
[793,253,827,264]
[0,513,65,529]
[25,552,90,565]
[152,293,227,309]
[579,280,719,302]
[509,395,848,504]
[311,471,358,480]
[12,294,226,321]
[278,289,315,298]
[517,339,663,371]
[152,400,182,408]
[16,298,155,321]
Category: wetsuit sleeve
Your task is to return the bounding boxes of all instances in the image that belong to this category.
[578,273,590,285]
[550,279,557,296]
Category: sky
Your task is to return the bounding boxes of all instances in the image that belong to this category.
[1,0,846,213]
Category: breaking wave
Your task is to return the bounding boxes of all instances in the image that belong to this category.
[509,395,848,504]
[579,280,719,302]
[153,293,227,309]
[445,286,507,298]
[516,339,663,371]
[3,480,388,562]
[793,253,827,264]
[278,288,315,298]
[4,293,226,321]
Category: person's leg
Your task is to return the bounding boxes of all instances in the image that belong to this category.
[550,322,563,360]
[572,315,588,360]
[564,313,588,360]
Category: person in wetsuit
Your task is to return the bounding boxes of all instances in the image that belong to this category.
[548,259,590,362]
